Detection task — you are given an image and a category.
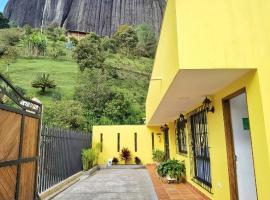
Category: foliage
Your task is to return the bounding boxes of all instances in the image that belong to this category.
[135,157,141,165]
[101,36,116,53]
[2,29,21,46]
[2,46,19,65]
[70,36,78,46]
[112,157,119,165]
[81,148,96,171]
[50,47,66,60]
[157,159,186,180]
[0,13,9,29]
[81,143,102,171]
[120,147,131,164]
[23,24,33,36]
[31,73,56,94]
[74,33,105,71]
[135,24,157,58]
[43,100,86,130]
[152,150,166,163]
[112,25,138,54]
[22,33,47,56]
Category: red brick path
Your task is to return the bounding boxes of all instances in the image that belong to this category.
[146,164,209,200]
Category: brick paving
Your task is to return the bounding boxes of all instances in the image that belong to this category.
[146,165,209,200]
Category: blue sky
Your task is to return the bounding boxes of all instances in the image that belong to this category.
[0,0,8,12]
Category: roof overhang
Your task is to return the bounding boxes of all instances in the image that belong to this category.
[147,69,253,126]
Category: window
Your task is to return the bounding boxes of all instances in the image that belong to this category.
[117,133,120,152]
[134,132,137,152]
[151,132,155,150]
[100,133,103,152]
[175,115,187,154]
[190,108,212,190]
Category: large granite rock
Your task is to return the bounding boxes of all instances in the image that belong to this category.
[4,0,166,36]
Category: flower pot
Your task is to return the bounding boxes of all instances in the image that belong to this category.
[166,175,177,183]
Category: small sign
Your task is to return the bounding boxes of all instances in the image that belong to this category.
[242,118,250,131]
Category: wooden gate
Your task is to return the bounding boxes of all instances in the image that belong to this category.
[0,74,42,200]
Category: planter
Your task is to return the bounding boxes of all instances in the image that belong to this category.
[166,175,177,183]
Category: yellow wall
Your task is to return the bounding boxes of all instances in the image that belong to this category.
[92,125,163,165]
[146,0,179,123]
[161,71,270,200]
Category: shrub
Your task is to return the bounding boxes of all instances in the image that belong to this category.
[157,159,185,180]
[74,36,105,71]
[31,73,56,94]
[50,47,66,60]
[3,30,21,46]
[135,24,157,58]
[101,36,116,53]
[152,150,165,163]
[0,13,9,29]
[43,100,86,130]
[112,25,138,54]
[82,148,96,171]
[112,157,119,165]
[120,147,131,164]
[135,157,141,165]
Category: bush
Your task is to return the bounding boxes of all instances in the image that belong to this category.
[135,24,157,58]
[3,30,21,46]
[59,35,66,42]
[0,13,9,29]
[120,147,131,164]
[101,36,116,53]
[135,157,141,165]
[152,150,165,163]
[112,157,119,165]
[74,35,105,71]
[157,159,185,180]
[82,148,96,171]
[112,25,138,54]
[50,47,66,60]
[43,100,86,130]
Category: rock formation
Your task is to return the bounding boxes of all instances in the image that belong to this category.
[4,0,166,36]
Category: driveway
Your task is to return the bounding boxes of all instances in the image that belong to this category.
[53,168,158,200]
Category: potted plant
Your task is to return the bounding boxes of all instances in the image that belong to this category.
[157,159,185,183]
[112,157,119,165]
[135,156,141,165]
[120,147,131,164]
[152,150,165,165]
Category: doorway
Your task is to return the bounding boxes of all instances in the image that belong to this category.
[223,89,257,200]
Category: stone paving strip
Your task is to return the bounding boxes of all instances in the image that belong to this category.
[53,168,158,200]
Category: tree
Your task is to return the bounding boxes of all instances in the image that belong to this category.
[23,24,33,36]
[112,25,138,54]
[43,100,86,129]
[31,73,56,94]
[74,33,105,71]
[22,33,47,56]
[75,68,112,119]
[135,24,157,58]
[0,13,9,29]
[8,20,17,28]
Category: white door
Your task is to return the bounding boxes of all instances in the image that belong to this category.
[229,93,257,200]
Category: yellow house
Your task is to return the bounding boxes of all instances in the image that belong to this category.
[93,0,270,199]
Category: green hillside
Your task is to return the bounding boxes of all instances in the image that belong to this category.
[0,24,156,131]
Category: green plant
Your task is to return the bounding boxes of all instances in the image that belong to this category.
[31,73,56,94]
[70,36,78,46]
[0,12,9,29]
[157,159,186,180]
[112,157,119,165]
[81,148,96,171]
[112,25,138,54]
[120,147,131,164]
[135,156,141,165]
[152,150,165,163]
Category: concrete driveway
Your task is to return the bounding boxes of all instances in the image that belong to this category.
[53,168,158,200]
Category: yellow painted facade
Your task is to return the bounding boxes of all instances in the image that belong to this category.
[93,0,270,199]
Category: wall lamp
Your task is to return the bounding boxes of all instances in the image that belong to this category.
[203,97,215,113]
[160,124,169,132]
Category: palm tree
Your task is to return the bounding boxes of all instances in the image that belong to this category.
[32,73,56,94]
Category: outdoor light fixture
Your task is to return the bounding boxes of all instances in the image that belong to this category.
[203,97,215,113]
[160,124,169,132]
[156,132,162,142]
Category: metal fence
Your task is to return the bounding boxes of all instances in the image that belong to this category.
[37,126,91,194]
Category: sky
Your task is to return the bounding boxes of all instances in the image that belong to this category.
[0,0,8,12]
